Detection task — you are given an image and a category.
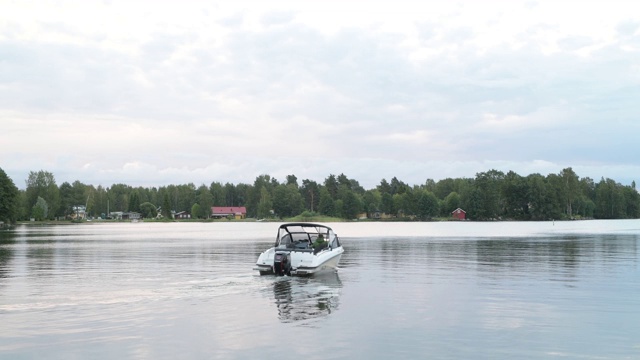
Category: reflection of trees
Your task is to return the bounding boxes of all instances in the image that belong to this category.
[272,271,342,323]
[475,238,582,282]
[361,234,639,283]
[549,237,580,269]
[0,232,16,279]
[0,246,13,279]
[474,235,638,280]
[26,237,57,277]
[475,237,584,269]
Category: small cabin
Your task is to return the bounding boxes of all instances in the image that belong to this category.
[122,212,141,220]
[174,211,191,219]
[451,208,466,220]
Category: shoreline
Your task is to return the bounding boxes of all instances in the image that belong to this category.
[9,217,596,227]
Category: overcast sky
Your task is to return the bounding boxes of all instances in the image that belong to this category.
[1,0,639,190]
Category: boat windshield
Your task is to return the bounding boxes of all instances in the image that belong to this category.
[275,224,335,249]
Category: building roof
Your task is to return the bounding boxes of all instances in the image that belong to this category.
[451,208,466,213]
[211,206,247,215]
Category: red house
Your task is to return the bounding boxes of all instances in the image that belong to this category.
[451,208,466,220]
[211,206,247,219]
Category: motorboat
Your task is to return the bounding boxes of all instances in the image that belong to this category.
[254,223,344,276]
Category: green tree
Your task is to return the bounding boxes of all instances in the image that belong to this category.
[108,183,130,212]
[324,174,339,199]
[560,167,579,218]
[580,177,597,203]
[381,192,394,215]
[286,174,298,188]
[161,193,172,218]
[544,174,565,219]
[92,185,108,217]
[622,185,640,218]
[405,187,420,216]
[377,179,391,195]
[0,167,20,223]
[300,179,320,212]
[191,203,202,219]
[247,175,275,218]
[224,182,238,206]
[595,178,625,219]
[424,178,436,193]
[390,177,409,195]
[71,181,88,209]
[196,184,213,219]
[472,170,504,220]
[83,185,96,218]
[58,180,91,218]
[502,171,527,219]
[526,173,548,220]
[574,195,596,218]
[58,182,74,217]
[417,190,439,220]
[128,191,141,212]
[25,170,60,219]
[32,196,48,221]
[209,182,226,206]
[272,184,304,218]
[233,183,250,207]
[318,187,335,216]
[443,191,460,216]
[340,190,362,219]
[393,193,408,217]
[173,183,196,212]
[362,189,382,215]
[257,186,273,219]
[17,190,29,221]
[434,178,456,200]
[140,202,157,218]
[334,199,344,218]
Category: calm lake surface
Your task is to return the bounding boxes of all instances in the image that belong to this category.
[1,220,639,359]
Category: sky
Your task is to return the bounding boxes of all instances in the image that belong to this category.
[1,0,639,190]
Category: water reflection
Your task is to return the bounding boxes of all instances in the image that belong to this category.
[364,235,638,273]
[1,223,639,359]
[0,247,12,280]
[272,271,342,323]
[475,235,638,268]
[0,231,15,280]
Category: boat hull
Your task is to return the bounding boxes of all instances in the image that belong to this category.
[291,251,342,275]
[254,247,344,276]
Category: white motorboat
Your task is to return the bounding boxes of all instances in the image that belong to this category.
[254,223,344,276]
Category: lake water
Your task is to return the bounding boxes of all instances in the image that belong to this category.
[1,220,639,359]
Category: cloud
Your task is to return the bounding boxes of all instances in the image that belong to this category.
[1,0,639,189]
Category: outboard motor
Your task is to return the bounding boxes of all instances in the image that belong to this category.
[273,251,291,276]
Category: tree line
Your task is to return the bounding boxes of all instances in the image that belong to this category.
[0,166,638,224]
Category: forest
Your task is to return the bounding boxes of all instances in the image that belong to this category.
[0,166,639,224]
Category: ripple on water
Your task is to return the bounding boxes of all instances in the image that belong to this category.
[0,222,639,359]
